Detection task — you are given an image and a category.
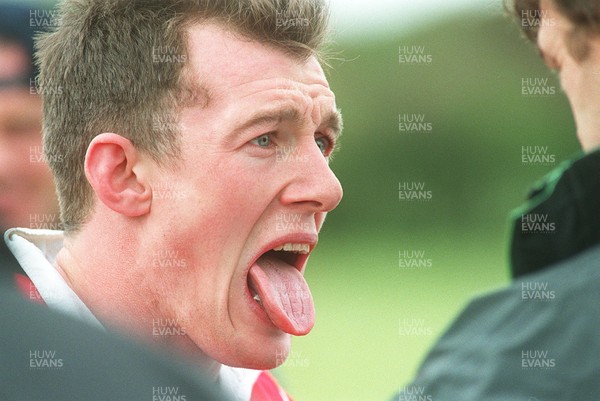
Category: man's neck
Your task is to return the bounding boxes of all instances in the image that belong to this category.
[55,233,223,382]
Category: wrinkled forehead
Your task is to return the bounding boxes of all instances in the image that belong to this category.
[182,23,330,103]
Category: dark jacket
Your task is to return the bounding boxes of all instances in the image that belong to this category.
[391,150,600,401]
[393,244,600,401]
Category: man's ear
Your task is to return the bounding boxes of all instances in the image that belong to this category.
[84,133,152,217]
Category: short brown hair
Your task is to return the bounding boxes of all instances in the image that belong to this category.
[507,0,600,59]
[37,0,330,233]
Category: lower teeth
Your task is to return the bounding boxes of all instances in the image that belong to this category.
[253,293,262,304]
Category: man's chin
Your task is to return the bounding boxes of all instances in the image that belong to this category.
[231,354,288,370]
[218,337,292,370]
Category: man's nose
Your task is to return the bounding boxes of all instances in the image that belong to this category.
[278,139,343,213]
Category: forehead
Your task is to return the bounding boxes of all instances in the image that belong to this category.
[537,1,570,46]
[184,23,330,98]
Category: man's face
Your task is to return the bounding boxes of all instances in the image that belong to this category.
[0,43,57,230]
[537,0,600,151]
[145,24,343,369]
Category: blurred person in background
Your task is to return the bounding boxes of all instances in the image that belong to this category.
[509,0,600,277]
[0,4,59,276]
[5,0,343,400]
[390,0,600,400]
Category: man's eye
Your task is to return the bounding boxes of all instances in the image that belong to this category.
[315,136,331,155]
[251,133,272,148]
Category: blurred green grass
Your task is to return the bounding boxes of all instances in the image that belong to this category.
[276,231,508,401]
[276,11,579,401]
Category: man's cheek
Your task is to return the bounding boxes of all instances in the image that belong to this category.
[218,174,274,212]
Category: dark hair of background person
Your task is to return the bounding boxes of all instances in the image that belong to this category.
[0,3,39,86]
[507,0,600,60]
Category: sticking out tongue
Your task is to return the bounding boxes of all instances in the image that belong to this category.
[248,252,315,335]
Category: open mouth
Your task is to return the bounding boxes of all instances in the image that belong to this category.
[247,242,315,336]
[248,245,308,303]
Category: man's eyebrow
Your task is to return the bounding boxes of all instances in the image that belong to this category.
[323,109,343,139]
[228,106,343,139]
[236,106,303,133]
